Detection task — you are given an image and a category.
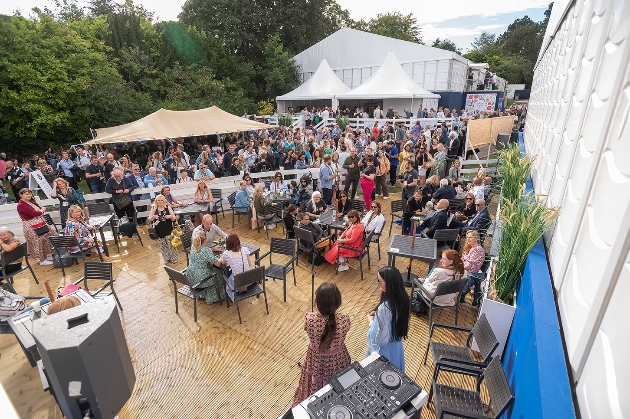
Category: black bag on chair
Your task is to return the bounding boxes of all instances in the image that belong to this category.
[308,252,324,266]
[53,249,74,268]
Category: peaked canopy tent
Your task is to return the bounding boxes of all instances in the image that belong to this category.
[336,52,441,114]
[86,106,271,145]
[276,59,350,113]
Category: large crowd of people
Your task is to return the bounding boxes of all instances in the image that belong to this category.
[0,103,518,409]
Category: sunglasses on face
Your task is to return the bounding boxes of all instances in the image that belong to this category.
[371,205,377,209]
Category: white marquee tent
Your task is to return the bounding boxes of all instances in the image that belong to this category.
[276,59,349,112]
[336,52,441,113]
[293,28,470,92]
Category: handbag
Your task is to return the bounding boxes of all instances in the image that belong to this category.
[32,221,50,236]
[148,226,158,240]
[112,178,132,209]
[113,192,132,210]
[170,222,183,247]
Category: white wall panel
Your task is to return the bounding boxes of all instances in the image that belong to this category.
[576,256,630,418]
[526,0,630,416]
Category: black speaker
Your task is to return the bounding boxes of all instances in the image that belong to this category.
[34,298,135,419]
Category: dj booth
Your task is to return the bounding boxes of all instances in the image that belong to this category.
[285,353,428,419]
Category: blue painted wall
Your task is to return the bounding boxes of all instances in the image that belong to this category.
[514,90,531,100]
[500,239,576,418]
[499,141,575,418]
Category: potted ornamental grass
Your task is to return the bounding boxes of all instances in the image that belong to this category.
[475,143,559,355]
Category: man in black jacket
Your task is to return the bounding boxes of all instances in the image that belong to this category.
[419,199,449,238]
[342,148,361,199]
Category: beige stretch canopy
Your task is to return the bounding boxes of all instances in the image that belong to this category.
[86,106,271,144]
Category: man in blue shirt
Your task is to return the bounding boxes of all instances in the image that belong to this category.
[58,152,78,189]
[387,141,399,186]
[243,145,258,167]
[143,167,168,188]
[194,165,215,181]
[318,155,335,205]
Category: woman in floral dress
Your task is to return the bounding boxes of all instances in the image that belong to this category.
[186,229,223,304]
[292,283,351,406]
[64,205,111,261]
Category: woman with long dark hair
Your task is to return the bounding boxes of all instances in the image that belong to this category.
[292,283,351,406]
[367,266,410,372]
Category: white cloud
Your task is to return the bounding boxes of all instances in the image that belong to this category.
[335,0,550,25]
[423,23,505,41]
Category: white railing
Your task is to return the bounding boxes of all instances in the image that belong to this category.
[1,167,321,242]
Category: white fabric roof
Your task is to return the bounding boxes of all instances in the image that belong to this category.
[87,106,270,144]
[294,28,464,74]
[276,59,349,100]
[337,52,441,100]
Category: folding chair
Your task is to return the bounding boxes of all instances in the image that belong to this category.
[0,243,38,292]
[49,236,103,276]
[75,261,122,311]
[389,199,404,235]
[256,238,297,302]
[335,230,374,281]
[226,266,268,324]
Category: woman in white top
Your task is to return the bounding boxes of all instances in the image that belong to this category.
[220,233,255,301]
[270,171,287,193]
[361,201,385,239]
[419,249,464,306]
[193,181,214,205]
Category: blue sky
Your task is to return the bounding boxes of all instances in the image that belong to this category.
[1,0,551,53]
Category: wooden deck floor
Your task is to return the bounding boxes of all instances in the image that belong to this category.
[0,193,483,419]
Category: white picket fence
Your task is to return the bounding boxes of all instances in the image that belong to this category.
[1,168,321,242]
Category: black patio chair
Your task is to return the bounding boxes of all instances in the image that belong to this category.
[256,238,297,302]
[210,189,225,222]
[389,199,404,235]
[433,357,514,418]
[74,262,122,311]
[49,236,103,276]
[180,230,193,265]
[164,266,223,322]
[424,313,499,372]
[294,226,330,270]
[447,198,465,212]
[225,266,268,324]
[43,213,63,233]
[412,276,468,327]
[350,199,365,215]
[227,191,249,228]
[87,202,112,216]
[335,230,374,281]
[370,221,387,260]
[433,229,461,254]
[0,243,38,293]
[257,205,283,239]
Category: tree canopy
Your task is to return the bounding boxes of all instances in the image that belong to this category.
[463,3,553,87]
[431,38,462,55]
[352,12,423,44]
[0,0,547,156]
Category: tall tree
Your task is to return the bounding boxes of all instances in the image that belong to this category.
[352,12,423,44]
[259,34,299,98]
[0,13,125,151]
[431,38,462,55]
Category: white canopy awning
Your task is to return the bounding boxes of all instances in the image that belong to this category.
[337,52,441,100]
[276,59,349,101]
[87,106,271,144]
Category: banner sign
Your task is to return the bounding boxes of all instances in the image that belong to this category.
[466,93,497,116]
[29,170,53,199]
